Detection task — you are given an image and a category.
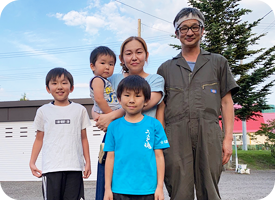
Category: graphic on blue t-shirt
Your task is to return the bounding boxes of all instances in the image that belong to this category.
[144,129,152,149]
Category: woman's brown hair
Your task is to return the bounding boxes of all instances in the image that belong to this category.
[119,36,149,73]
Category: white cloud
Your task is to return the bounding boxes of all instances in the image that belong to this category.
[243,0,268,6]
[151,22,174,34]
[55,13,64,19]
[61,11,88,26]
[53,10,105,35]
[85,15,105,34]
[23,31,52,44]
[14,42,66,66]
[51,1,138,38]
[53,1,153,37]
[148,42,165,55]
[74,83,89,88]
[148,42,178,57]
[86,0,100,9]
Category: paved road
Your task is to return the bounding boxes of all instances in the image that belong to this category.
[1,170,275,200]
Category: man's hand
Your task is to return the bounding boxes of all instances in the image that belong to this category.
[222,138,233,165]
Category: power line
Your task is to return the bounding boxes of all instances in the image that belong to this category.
[0,35,173,59]
[0,63,88,72]
[260,10,273,20]
[260,20,275,34]
[114,0,171,24]
[255,10,274,36]
[0,54,175,81]
[0,43,121,59]
[141,23,172,34]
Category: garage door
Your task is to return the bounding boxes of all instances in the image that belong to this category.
[0,120,104,181]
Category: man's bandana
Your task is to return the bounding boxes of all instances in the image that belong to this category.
[174,14,204,31]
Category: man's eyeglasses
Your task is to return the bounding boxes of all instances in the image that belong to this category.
[177,25,202,34]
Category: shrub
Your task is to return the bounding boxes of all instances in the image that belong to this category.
[255,119,275,158]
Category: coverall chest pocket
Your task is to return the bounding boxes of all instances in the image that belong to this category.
[201,81,221,115]
[165,86,184,120]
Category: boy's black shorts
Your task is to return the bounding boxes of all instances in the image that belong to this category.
[113,193,154,200]
[42,171,84,200]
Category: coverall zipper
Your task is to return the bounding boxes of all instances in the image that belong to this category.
[201,82,218,89]
[166,87,184,91]
[189,73,192,83]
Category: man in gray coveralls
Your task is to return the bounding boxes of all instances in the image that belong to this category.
[157,7,239,200]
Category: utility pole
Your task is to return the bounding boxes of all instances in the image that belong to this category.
[242,119,247,150]
[138,19,141,37]
[240,59,248,151]
[234,135,238,171]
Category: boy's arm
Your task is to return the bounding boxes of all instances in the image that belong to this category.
[91,106,100,120]
[81,128,91,179]
[154,149,165,200]
[104,151,114,200]
[29,130,44,178]
[143,91,162,111]
[156,101,165,128]
[92,77,113,114]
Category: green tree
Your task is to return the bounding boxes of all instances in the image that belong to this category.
[201,0,274,118]
[171,0,275,120]
[20,93,28,101]
[255,119,275,158]
[170,0,275,150]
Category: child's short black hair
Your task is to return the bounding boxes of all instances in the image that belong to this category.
[117,75,151,102]
[90,46,116,65]
[46,68,74,89]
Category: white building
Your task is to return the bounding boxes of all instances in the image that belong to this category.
[0,98,104,181]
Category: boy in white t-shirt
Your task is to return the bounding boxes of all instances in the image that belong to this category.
[29,67,92,200]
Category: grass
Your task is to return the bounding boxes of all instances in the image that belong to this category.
[232,150,275,170]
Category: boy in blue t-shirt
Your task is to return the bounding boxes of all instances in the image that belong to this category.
[103,75,170,200]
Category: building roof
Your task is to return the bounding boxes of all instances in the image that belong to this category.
[0,98,94,122]
[232,113,275,133]
[231,105,275,133]
[262,105,275,113]
[1,99,274,132]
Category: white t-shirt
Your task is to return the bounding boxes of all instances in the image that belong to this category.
[33,102,91,173]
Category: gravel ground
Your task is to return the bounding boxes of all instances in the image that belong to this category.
[1,170,275,200]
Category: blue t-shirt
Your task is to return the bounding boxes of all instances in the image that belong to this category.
[104,115,170,195]
[108,74,165,118]
[187,61,196,71]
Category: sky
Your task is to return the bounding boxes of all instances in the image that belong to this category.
[0,0,275,105]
